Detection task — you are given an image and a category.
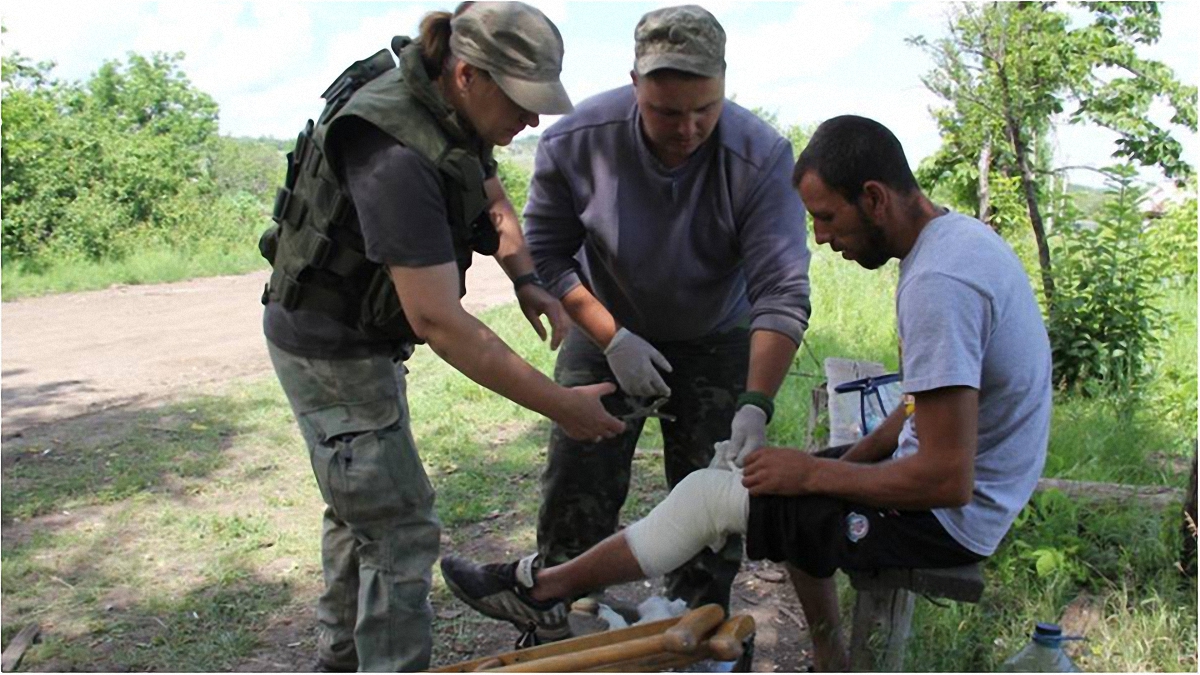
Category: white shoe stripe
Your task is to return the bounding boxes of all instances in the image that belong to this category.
[515,553,538,588]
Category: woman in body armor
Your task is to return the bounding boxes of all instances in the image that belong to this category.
[260,3,625,670]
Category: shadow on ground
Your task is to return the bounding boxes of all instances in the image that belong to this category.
[2,394,258,526]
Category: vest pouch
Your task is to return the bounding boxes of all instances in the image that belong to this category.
[439,148,489,248]
[258,224,281,265]
[359,267,409,336]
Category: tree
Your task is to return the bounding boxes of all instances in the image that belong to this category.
[910,2,1197,305]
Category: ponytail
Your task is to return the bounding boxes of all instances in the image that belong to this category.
[417,2,475,79]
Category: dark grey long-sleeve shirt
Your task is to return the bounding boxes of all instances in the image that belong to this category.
[524,85,811,344]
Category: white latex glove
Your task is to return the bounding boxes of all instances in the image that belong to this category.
[603,327,673,398]
[723,404,768,469]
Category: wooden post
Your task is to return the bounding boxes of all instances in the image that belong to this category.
[849,588,915,672]
[806,383,828,450]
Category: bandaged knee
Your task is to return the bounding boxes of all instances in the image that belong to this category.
[623,468,749,578]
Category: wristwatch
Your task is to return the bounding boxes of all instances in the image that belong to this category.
[513,272,543,291]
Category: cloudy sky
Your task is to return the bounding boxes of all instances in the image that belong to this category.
[3,1,1197,186]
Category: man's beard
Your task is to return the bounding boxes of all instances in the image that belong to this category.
[854,205,892,270]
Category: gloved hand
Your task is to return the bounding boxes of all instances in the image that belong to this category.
[715,404,768,469]
[603,327,673,398]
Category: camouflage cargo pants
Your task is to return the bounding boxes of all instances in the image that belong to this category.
[537,326,749,610]
[268,342,440,672]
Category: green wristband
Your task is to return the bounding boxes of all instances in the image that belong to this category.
[736,391,774,424]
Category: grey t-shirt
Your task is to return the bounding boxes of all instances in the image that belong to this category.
[524,85,811,344]
[892,211,1052,556]
[263,119,460,359]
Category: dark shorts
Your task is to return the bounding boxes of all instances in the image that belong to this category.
[744,445,984,578]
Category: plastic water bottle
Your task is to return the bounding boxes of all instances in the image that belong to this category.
[1000,623,1080,672]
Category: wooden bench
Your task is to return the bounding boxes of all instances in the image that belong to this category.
[818,358,985,672]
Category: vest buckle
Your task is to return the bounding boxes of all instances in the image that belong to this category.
[272,187,293,225]
[305,230,334,269]
[278,274,301,310]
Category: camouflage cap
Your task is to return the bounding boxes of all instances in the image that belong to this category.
[634,5,726,78]
[450,1,573,115]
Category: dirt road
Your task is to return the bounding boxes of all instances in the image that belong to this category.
[0,256,514,434]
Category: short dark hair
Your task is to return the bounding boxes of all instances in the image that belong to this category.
[793,115,919,203]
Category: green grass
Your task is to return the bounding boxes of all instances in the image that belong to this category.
[907,489,1196,671]
[1,243,268,300]
[1,242,1195,671]
[0,380,314,670]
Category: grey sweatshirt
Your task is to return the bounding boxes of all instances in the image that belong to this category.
[524,85,811,344]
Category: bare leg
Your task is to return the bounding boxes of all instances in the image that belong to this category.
[529,531,645,602]
[786,563,849,672]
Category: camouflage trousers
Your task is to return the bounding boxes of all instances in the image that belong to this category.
[537,326,749,610]
[268,341,440,672]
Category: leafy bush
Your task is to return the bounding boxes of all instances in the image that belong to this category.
[908,486,1196,672]
[1046,165,1167,397]
[498,158,531,218]
[1143,284,1199,439]
[1,48,274,270]
[1146,180,1198,285]
[210,136,288,203]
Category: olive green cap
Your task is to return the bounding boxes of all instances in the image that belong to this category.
[450,1,573,115]
[634,4,726,78]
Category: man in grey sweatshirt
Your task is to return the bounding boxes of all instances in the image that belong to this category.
[522,4,812,619]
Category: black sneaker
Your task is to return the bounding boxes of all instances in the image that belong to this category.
[440,553,570,641]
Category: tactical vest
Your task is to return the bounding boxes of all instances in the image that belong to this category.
[259,37,497,344]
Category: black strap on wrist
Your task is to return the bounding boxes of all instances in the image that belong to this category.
[736,391,775,424]
[513,272,542,291]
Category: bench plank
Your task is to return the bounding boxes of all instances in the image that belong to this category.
[847,564,985,604]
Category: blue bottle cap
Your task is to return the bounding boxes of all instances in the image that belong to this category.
[1033,622,1064,646]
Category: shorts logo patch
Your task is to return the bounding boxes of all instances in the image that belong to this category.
[846,512,869,543]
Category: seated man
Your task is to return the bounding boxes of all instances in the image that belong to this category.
[440,115,1052,670]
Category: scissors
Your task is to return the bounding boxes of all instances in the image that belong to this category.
[614,395,676,423]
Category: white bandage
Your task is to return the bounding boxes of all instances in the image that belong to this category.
[623,468,750,578]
